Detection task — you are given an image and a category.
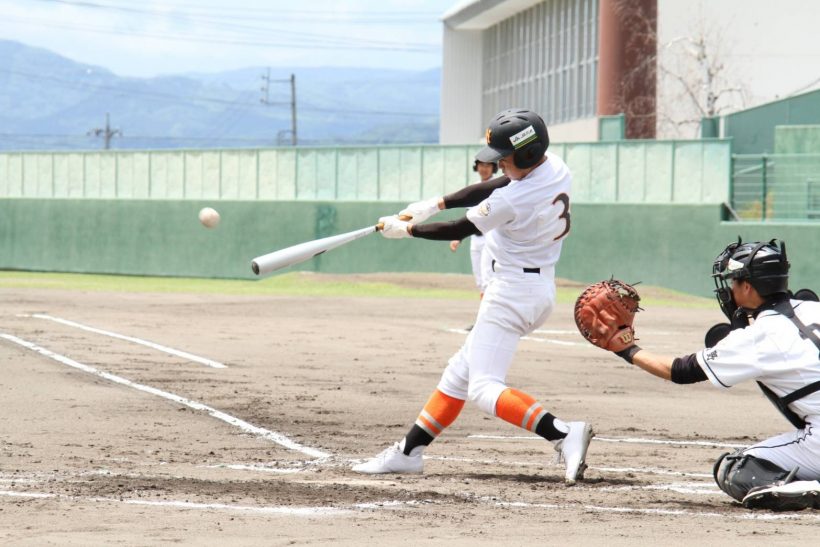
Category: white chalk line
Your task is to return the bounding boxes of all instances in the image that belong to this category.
[469,433,746,449]
[445,328,582,347]
[0,489,419,516]
[424,455,712,478]
[483,497,820,521]
[0,333,329,460]
[595,483,722,496]
[203,463,305,474]
[447,327,677,347]
[4,488,817,522]
[24,313,226,369]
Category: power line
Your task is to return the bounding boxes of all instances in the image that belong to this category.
[33,0,440,21]
[1,67,270,107]
[0,67,438,118]
[2,15,437,52]
[10,7,440,52]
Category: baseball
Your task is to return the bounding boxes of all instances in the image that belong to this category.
[198,207,220,228]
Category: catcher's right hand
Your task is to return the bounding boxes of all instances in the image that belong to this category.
[574,279,641,352]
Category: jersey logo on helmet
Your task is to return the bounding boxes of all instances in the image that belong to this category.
[485,128,492,144]
[510,125,537,149]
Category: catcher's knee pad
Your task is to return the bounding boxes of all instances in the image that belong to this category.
[713,450,791,502]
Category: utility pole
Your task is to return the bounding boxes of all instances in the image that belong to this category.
[260,68,271,106]
[260,69,297,146]
[88,113,121,150]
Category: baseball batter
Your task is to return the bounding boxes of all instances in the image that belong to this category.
[449,160,498,300]
[353,109,594,484]
[604,239,820,511]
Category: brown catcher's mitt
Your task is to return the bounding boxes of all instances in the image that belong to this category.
[574,279,641,352]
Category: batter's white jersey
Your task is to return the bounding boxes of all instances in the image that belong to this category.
[697,300,820,421]
[466,154,572,273]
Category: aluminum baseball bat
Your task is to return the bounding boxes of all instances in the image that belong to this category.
[251,225,377,275]
[251,215,410,276]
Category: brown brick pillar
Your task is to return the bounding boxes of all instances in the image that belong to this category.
[597,0,657,139]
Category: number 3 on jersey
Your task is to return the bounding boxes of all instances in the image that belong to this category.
[552,193,571,241]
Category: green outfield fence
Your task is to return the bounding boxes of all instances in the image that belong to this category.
[731,154,820,221]
[12,139,818,298]
[0,140,731,204]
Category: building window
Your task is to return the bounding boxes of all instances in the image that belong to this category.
[482,0,598,124]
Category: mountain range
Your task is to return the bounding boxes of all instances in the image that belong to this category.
[0,40,441,151]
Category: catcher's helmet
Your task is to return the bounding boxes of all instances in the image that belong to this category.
[476,108,549,169]
[712,237,789,318]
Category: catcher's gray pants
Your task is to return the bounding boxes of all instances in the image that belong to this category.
[715,420,819,500]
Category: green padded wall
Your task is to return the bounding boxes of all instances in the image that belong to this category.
[0,199,469,280]
[3,199,819,298]
[559,204,820,297]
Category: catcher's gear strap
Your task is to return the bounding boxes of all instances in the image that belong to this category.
[443,175,511,209]
[713,451,792,502]
[411,217,482,241]
[755,299,820,429]
[670,353,707,384]
[757,299,820,429]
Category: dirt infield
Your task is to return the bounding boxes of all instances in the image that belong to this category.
[0,275,816,545]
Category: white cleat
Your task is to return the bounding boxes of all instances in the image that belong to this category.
[351,443,424,475]
[742,480,820,511]
[554,421,594,485]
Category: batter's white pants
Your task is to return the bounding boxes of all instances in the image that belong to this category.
[437,267,556,415]
[471,246,493,292]
[742,418,820,479]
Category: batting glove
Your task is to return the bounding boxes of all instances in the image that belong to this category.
[379,216,413,239]
[399,197,441,223]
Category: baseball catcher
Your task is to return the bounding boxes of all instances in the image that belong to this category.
[575,239,820,511]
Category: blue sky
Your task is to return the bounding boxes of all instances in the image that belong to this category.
[0,0,452,77]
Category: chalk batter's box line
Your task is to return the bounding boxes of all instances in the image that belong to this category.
[19,313,227,369]
[0,332,328,460]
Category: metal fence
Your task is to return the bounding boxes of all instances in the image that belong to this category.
[731,154,820,221]
[0,140,731,204]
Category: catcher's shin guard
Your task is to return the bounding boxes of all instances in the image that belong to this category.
[713,450,792,502]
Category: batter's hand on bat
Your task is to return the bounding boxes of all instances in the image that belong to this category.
[378,216,413,239]
[399,197,442,223]
[449,240,460,252]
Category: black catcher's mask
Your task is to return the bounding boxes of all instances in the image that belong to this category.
[712,237,790,320]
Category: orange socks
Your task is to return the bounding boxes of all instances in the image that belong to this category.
[495,388,547,432]
[401,389,466,455]
[415,389,465,438]
[495,387,568,442]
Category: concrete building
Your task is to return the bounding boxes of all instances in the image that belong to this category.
[439,0,820,144]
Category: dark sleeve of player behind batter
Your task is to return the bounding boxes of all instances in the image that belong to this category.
[443,175,511,209]
[411,216,482,241]
[671,353,708,384]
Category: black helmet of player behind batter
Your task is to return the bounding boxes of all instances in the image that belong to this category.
[713,237,790,299]
[476,108,549,169]
[473,159,499,174]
